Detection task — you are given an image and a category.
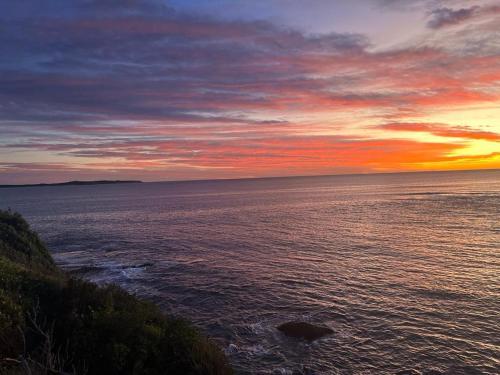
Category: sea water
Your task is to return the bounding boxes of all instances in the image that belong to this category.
[2,170,499,374]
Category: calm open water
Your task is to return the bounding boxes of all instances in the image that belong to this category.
[1,170,499,374]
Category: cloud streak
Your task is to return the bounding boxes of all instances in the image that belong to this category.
[379,123,500,141]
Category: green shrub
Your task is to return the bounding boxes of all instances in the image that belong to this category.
[0,210,56,273]
[0,210,233,375]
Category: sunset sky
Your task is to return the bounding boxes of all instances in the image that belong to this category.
[1,0,499,183]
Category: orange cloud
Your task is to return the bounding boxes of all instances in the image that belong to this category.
[379,123,500,141]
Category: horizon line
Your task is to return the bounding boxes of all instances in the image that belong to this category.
[3,167,498,187]
[148,167,500,184]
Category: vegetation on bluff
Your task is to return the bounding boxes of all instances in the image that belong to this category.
[0,210,232,375]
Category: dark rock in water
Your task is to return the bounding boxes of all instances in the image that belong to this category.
[396,370,422,375]
[277,321,333,341]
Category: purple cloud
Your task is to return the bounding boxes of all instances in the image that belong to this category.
[427,6,479,29]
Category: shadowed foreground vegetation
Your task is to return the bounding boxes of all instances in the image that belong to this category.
[0,210,232,375]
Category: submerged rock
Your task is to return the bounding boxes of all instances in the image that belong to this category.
[225,343,239,355]
[119,262,154,269]
[277,321,333,341]
[294,366,316,375]
[69,265,106,275]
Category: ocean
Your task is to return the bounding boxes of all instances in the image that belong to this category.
[1,170,499,374]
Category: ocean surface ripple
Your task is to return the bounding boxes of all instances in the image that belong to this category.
[2,170,499,374]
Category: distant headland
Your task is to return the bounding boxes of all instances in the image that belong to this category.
[0,180,143,188]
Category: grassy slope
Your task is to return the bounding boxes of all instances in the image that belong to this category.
[0,210,232,375]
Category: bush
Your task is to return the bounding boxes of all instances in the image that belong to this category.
[0,210,56,273]
[0,210,233,375]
